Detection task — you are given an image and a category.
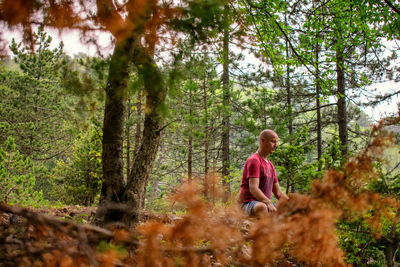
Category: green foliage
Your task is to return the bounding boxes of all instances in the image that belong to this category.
[336,136,400,266]
[337,218,387,266]
[226,165,243,195]
[0,26,72,161]
[51,127,102,206]
[60,55,107,118]
[241,0,290,71]
[0,27,83,202]
[337,207,400,267]
[230,86,276,166]
[147,53,222,204]
[145,173,180,213]
[271,127,320,193]
[0,28,109,205]
[322,135,346,170]
[0,137,47,206]
[171,0,228,42]
[370,144,400,197]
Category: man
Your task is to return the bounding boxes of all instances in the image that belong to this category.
[238,129,289,217]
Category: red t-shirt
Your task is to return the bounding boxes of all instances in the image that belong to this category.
[238,152,278,203]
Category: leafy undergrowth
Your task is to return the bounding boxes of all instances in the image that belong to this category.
[0,117,399,267]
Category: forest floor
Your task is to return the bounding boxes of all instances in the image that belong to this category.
[25,205,95,221]
[0,204,302,266]
[1,205,128,266]
[0,205,176,226]
[0,204,195,266]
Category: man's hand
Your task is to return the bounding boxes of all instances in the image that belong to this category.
[249,178,278,213]
[264,201,277,212]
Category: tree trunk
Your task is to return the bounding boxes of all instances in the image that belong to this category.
[285,166,290,195]
[188,135,193,180]
[316,79,322,170]
[312,0,323,170]
[126,98,131,178]
[221,4,230,200]
[315,27,322,170]
[203,68,209,197]
[134,92,142,156]
[150,142,165,203]
[336,47,348,157]
[386,207,400,267]
[96,37,133,225]
[188,80,193,181]
[97,33,166,226]
[284,7,293,137]
[123,40,167,225]
[284,9,294,193]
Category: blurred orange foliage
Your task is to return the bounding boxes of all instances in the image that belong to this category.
[131,116,399,266]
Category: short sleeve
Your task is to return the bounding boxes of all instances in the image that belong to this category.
[246,158,260,178]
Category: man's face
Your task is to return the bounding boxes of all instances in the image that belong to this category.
[262,133,279,155]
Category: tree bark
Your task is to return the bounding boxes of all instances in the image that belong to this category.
[123,40,167,224]
[188,82,193,181]
[97,36,133,225]
[316,77,322,170]
[314,7,323,170]
[221,4,230,200]
[284,6,293,137]
[309,0,324,170]
[95,0,156,227]
[336,47,348,157]
[126,98,131,178]
[387,207,400,267]
[203,67,209,198]
[134,92,142,157]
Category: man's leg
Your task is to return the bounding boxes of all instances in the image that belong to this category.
[242,201,269,218]
[253,202,268,218]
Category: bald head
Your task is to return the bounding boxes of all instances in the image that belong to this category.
[259,130,278,141]
[258,129,279,157]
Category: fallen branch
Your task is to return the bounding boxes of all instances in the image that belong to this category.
[0,203,114,239]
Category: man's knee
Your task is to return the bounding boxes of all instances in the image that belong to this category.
[253,202,268,217]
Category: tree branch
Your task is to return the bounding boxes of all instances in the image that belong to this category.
[0,204,114,239]
[244,0,317,78]
[366,90,400,106]
[96,0,128,38]
[157,119,180,134]
[384,0,400,17]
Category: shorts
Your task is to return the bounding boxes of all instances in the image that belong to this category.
[241,201,259,216]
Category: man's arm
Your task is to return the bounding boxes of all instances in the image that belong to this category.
[272,182,289,201]
[249,178,277,212]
